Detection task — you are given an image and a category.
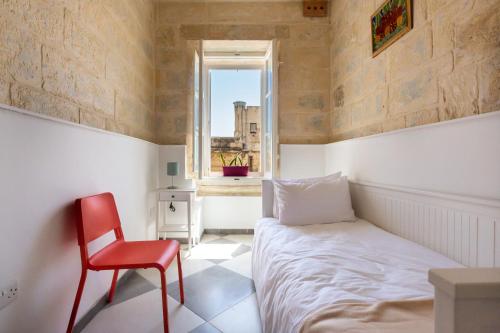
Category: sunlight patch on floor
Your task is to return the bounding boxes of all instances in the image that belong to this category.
[189,243,241,260]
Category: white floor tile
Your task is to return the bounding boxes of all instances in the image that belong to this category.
[218,252,253,279]
[137,258,214,286]
[210,293,262,333]
[222,234,254,246]
[82,290,204,333]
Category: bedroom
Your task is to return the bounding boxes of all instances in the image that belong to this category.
[0,0,499,332]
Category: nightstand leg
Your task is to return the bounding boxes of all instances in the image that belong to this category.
[156,200,161,240]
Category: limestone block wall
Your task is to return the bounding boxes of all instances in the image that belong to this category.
[155,1,331,145]
[0,0,156,142]
[329,0,500,142]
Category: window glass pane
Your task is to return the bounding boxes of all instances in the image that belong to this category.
[266,95,272,133]
[266,57,272,94]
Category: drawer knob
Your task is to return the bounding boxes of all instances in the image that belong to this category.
[171,195,175,198]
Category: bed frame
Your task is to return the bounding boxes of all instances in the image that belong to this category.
[262,180,500,268]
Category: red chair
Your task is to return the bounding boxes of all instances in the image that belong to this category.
[67,192,184,333]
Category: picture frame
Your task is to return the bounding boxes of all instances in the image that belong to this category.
[371,0,412,57]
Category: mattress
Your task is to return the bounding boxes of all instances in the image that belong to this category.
[252,218,460,333]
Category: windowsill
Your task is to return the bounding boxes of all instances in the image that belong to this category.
[196,177,263,196]
[198,176,264,186]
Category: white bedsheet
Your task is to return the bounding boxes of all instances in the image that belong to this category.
[252,218,460,333]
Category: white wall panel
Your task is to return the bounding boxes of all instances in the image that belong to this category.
[477,216,496,267]
[349,181,500,268]
[322,112,500,268]
[325,112,500,200]
[0,106,159,333]
[279,144,325,179]
[202,196,261,229]
[158,145,194,189]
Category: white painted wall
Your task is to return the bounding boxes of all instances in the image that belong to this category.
[324,112,500,200]
[0,106,159,333]
[277,113,500,201]
[158,145,194,189]
[199,144,324,230]
[1,101,497,332]
[202,196,261,229]
[158,145,262,231]
[158,145,198,229]
[279,144,325,179]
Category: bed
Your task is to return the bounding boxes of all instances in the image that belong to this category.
[252,181,461,333]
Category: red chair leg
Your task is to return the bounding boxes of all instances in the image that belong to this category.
[177,251,185,304]
[160,270,170,333]
[107,269,119,303]
[66,270,88,333]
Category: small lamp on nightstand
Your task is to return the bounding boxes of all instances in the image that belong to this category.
[167,162,179,189]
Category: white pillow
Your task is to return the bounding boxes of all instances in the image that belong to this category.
[272,172,341,218]
[273,176,356,226]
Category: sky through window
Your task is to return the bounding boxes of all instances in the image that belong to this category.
[210,69,261,137]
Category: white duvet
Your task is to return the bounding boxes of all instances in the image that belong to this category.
[252,218,460,333]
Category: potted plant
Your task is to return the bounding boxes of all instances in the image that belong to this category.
[220,152,249,177]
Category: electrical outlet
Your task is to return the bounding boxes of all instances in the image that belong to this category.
[0,281,18,310]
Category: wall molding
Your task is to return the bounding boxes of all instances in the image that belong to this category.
[0,103,154,145]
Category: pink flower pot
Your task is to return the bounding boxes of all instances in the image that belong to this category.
[222,166,249,177]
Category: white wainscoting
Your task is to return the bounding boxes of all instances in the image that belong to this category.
[279,144,325,179]
[350,181,500,268]
[325,112,500,200]
[202,196,262,229]
[323,112,500,268]
[0,105,159,333]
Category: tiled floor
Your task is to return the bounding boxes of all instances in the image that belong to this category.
[81,234,262,333]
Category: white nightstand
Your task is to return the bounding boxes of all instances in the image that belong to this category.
[157,187,198,255]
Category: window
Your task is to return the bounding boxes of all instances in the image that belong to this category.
[209,68,262,175]
[250,122,257,134]
[193,40,278,180]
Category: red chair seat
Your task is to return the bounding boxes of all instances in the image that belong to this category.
[89,240,180,272]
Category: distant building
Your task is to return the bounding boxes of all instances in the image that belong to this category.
[211,101,261,172]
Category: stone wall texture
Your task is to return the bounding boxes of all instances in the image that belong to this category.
[0,0,156,141]
[155,1,331,145]
[1,1,498,146]
[329,0,500,142]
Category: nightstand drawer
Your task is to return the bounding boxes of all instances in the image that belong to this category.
[159,191,191,201]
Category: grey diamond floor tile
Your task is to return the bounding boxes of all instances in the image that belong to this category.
[207,258,228,264]
[231,244,251,257]
[167,265,255,321]
[190,322,222,333]
[74,271,157,333]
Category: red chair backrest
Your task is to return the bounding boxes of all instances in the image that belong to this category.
[75,192,123,246]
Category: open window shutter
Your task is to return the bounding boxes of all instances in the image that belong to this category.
[201,42,211,178]
[262,40,279,178]
[193,49,200,177]
[193,41,206,179]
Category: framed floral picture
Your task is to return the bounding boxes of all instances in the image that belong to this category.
[371,0,412,57]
